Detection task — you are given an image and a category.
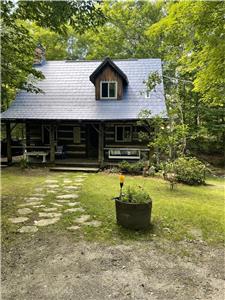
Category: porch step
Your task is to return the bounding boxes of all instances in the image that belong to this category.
[50,167,100,173]
[55,160,100,168]
[1,164,8,169]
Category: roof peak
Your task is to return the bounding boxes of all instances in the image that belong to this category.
[89,57,129,85]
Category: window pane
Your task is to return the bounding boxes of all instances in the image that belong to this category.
[124,127,131,141]
[73,127,81,143]
[101,82,108,97]
[109,82,116,97]
[116,126,123,141]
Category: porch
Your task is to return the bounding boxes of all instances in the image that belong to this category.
[2,120,149,166]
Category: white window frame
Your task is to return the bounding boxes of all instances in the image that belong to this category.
[100,81,118,99]
[108,148,140,159]
[115,125,132,142]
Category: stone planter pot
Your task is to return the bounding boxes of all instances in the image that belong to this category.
[115,198,152,230]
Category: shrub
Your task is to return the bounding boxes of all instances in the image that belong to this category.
[121,186,151,204]
[164,156,207,185]
[19,157,28,169]
[118,160,145,175]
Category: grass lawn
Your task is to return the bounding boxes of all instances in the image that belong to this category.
[1,167,225,246]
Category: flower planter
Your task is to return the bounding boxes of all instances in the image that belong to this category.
[115,198,152,230]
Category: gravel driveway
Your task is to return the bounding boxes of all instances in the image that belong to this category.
[2,233,224,300]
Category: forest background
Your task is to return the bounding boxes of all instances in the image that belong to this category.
[1,0,224,166]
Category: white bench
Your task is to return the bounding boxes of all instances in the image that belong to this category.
[25,151,49,163]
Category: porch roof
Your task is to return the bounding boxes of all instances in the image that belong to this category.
[1,58,166,121]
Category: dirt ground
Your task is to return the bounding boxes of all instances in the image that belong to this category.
[2,233,225,300]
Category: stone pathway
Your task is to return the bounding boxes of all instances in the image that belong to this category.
[8,173,102,233]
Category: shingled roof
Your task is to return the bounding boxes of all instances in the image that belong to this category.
[1,58,166,121]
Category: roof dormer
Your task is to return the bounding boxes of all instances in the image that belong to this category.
[90,57,128,100]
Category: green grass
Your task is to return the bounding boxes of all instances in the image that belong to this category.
[1,167,225,245]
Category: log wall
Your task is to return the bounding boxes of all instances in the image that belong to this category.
[95,65,124,100]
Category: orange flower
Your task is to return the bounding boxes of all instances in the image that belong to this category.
[119,174,125,183]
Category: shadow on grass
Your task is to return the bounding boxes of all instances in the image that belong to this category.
[115,223,156,241]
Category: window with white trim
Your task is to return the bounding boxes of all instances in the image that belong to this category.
[100,81,117,99]
[115,125,132,142]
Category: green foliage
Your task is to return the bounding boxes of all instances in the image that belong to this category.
[164,157,207,186]
[144,71,162,93]
[17,0,105,35]
[148,1,225,106]
[67,0,163,59]
[137,110,189,163]
[121,186,151,204]
[1,0,105,111]
[1,1,44,111]
[19,158,29,169]
[118,160,145,175]
[24,22,68,60]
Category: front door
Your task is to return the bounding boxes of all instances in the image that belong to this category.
[87,125,99,158]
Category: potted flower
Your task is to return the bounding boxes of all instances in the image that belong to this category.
[114,175,152,230]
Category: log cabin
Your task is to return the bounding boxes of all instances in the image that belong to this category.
[1,48,166,168]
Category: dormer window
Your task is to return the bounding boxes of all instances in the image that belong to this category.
[89,57,128,100]
[100,81,117,99]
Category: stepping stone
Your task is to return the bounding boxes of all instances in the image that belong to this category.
[64,208,85,213]
[67,225,80,231]
[34,188,43,192]
[63,179,72,183]
[56,199,72,203]
[9,217,29,224]
[20,202,42,207]
[64,186,79,190]
[66,202,80,207]
[74,215,91,224]
[52,203,63,207]
[42,207,58,212]
[47,190,57,194]
[25,197,43,202]
[34,218,60,226]
[74,179,84,183]
[18,226,38,233]
[46,184,59,189]
[33,205,46,208]
[32,194,46,197]
[18,208,33,215]
[56,194,79,200]
[45,180,58,183]
[74,183,83,186]
[84,220,102,227]
[39,212,62,218]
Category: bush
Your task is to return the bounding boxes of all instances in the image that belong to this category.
[19,157,28,169]
[121,186,151,204]
[164,156,207,185]
[118,160,145,175]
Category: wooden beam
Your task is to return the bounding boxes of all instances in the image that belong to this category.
[26,123,30,146]
[49,125,55,162]
[6,123,12,164]
[98,123,104,166]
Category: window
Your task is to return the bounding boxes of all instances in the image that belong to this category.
[108,148,140,159]
[73,127,81,144]
[100,81,117,99]
[115,125,132,142]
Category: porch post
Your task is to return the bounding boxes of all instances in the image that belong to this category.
[49,124,55,162]
[6,123,12,164]
[25,122,30,146]
[98,122,104,167]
